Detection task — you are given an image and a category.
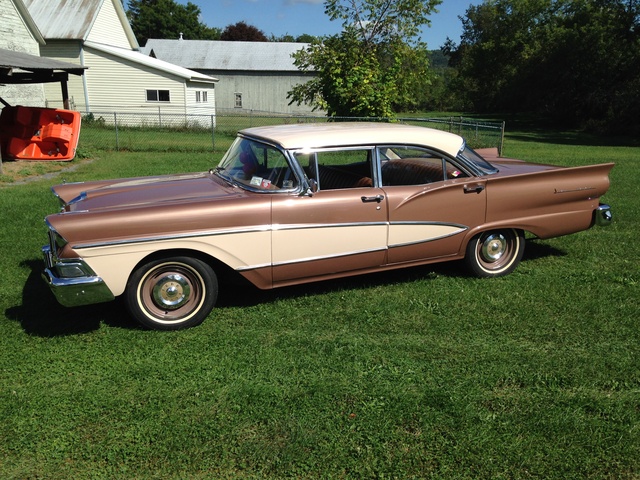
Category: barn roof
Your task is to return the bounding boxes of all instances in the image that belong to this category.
[142,39,307,72]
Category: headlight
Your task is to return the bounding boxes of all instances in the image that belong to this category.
[54,260,96,279]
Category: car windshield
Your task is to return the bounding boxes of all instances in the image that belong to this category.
[458,145,499,175]
[215,137,299,191]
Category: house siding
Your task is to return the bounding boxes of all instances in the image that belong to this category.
[39,41,85,109]
[82,46,187,113]
[1,0,45,106]
[185,81,216,125]
[86,0,134,49]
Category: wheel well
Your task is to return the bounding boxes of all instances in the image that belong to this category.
[130,249,240,285]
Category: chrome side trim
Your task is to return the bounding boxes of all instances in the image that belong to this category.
[388,226,467,249]
[271,221,386,232]
[73,220,467,251]
[267,246,388,269]
[72,222,387,250]
[73,224,274,250]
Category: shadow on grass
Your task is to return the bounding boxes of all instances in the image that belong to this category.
[218,239,567,309]
[5,259,139,337]
[9,239,565,335]
[506,129,640,147]
[522,239,566,262]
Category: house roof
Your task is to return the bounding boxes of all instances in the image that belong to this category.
[22,0,138,48]
[0,48,86,83]
[142,39,307,72]
[85,41,218,84]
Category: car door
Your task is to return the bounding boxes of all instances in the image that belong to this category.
[377,146,487,265]
[271,147,388,285]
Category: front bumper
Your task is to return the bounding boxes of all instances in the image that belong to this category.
[42,245,115,307]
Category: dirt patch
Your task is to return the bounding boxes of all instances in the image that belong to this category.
[0,158,93,186]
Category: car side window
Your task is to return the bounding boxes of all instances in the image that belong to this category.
[378,146,467,186]
[295,149,374,190]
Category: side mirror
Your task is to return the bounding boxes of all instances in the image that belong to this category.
[306,178,318,196]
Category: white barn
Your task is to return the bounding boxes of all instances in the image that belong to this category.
[21,0,218,122]
[143,39,318,115]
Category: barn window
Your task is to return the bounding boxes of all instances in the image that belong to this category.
[196,91,208,103]
[146,89,170,102]
[235,93,242,108]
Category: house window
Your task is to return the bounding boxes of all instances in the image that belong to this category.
[196,91,208,103]
[235,93,243,108]
[146,89,170,102]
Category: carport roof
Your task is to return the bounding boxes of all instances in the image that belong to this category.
[0,48,86,83]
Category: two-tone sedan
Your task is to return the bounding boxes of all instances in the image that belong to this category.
[42,123,614,329]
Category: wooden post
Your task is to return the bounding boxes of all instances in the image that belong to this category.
[61,80,70,110]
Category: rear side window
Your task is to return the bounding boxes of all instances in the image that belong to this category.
[378,146,467,186]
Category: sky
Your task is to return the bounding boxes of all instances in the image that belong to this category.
[176,0,483,49]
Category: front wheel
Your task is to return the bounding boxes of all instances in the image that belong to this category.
[465,229,525,278]
[125,256,218,330]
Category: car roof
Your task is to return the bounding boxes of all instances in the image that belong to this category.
[239,122,465,157]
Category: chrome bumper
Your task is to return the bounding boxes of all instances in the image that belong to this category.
[42,245,115,307]
[595,204,612,227]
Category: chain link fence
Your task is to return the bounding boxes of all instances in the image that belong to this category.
[78,110,505,156]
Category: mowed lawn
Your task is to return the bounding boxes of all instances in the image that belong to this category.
[0,129,638,479]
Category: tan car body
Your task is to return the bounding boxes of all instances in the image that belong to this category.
[42,123,614,329]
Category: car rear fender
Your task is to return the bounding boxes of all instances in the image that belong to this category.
[483,163,613,237]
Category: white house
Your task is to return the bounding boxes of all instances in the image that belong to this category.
[0,0,46,106]
[143,39,317,115]
[21,0,218,123]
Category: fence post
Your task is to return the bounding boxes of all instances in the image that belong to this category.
[114,112,119,151]
[499,121,506,157]
[211,115,215,150]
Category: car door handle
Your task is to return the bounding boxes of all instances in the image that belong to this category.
[361,194,385,203]
[463,184,485,194]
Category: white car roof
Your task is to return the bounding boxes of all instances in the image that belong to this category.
[240,122,465,158]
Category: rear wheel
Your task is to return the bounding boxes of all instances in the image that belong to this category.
[465,229,525,277]
[125,256,218,330]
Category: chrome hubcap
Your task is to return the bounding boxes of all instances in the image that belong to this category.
[152,274,191,310]
[481,234,506,262]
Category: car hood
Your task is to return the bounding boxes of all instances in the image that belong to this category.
[53,172,240,212]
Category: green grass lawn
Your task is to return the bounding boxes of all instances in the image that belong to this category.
[0,129,638,478]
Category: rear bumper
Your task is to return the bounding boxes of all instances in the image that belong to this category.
[42,245,115,307]
[595,204,612,227]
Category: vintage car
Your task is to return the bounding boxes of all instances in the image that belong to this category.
[42,123,614,330]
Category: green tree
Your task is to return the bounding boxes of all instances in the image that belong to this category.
[126,0,220,45]
[449,0,640,133]
[288,0,442,118]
